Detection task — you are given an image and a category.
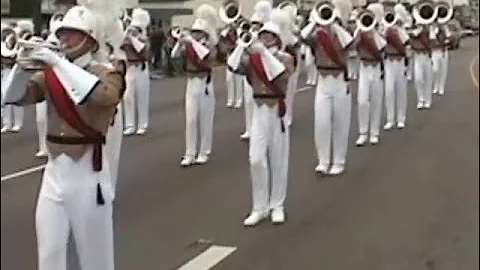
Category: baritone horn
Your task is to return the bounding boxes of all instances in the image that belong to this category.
[356,9,377,32]
[238,29,255,47]
[311,1,337,26]
[412,0,438,25]
[170,26,189,39]
[219,0,241,24]
[436,1,453,24]
[382,7,398,28]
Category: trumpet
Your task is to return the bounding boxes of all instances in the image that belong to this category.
[412,0,438,25]
[219,0,241,25]
[436,1,453,25]
[311,1,337,26]
[237,30,255,47]
[15,37,62,71]
[356,9,377,32]
[238,19,252,33]
[382,9,398,28]
[170,26,189,40]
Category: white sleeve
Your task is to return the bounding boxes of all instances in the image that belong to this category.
[374,31,387,51]
[227,44,247,71]
[1,64,31,106]
[171,42,183,58]
[300,21,317,40]
[398,27,410,44]
[333,23,353,49]
[189,38,211,60]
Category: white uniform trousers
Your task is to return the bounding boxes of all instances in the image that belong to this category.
[36,149,114,270]
[249,102,289,212]
[413,52,433,106]
[285,69,299,126]
[314,73,351,168]
[124,64,150,131]
[2,105,24,129]
[105,103,123,198]
[225,68,244,106]
[357,62,384,137]
[36,101,48,153]
[432,49,448,95]
[348,57,359,80]
[243,77,254,135]
[384,58,408,125]
[305,47,318,85]
[184,76,215,159]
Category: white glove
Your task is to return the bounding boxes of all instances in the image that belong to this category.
[181,34,194,44]
[28,47,61,66]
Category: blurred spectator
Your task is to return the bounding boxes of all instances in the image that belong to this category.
[151,24,166,70]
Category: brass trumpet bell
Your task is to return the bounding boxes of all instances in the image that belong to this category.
[16,37,61,71]
[219,0,241,24]
[413,0,438,25]
[382,10,398,28]
[312,1,337,26]
[357,9,377,32]
[436,2,453,24]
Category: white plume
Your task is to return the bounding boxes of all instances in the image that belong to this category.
[251,1,273,23]
[367,3,385,23]
[131,8,151,28]
[332,0,353,25]
[195,4,218,29]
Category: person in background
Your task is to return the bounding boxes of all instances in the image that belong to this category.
[151,23,166,70]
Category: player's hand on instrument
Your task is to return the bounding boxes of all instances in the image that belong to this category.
[249,41,266,54]
[29,47,61,66]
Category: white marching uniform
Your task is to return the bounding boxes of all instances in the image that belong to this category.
[173,4,218,166]
[123,8,151,135]
[242,77,254,139]
[383,24,410,129]
[35,101,48,155]
[431,24,450,96]
[410,26,434,109]
[226,67,244,108]
[302,18,354,174]
[1,68,24,132]
[0,8,126,270]
[105,103,123,196]
[304,44,318,85]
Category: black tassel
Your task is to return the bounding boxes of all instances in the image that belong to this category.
[96,183,105,205]
[280,119,285,133]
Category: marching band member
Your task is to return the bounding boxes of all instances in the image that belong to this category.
[304,10,318,86]
[1,21,32,134]
[382,2,411,130]
[219,1,244,109]
[347,9,360,81]
[301,0,354,175]
[240,0,273,140]
[410,0,437,110]
[171,4,218,167]
[1,23,17,133]
[353,3,387,146]
[431,0,453,96]
[122,8,151,135]
[2,3,125,269]
[281,2,303,127]
[228,8,294,226]
[106,18,128,196]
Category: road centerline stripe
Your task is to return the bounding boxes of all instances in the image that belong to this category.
[176,245,237,270]
[1,164,46,182]
[470,55,479,89]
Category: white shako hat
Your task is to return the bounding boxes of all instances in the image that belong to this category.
[258,8,290,49]
[251,0,273,24]
[191,4,219,45]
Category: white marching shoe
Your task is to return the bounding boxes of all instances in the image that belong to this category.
[384,122,394,131]
[397,122,405,129]
[195,154,209,165]
[35,150,48,158]
[226,100,233,108]
[10,125,21,132]
[315,164,329,174]
[417,102,424,110]
[243,211,269,227]
[369,135,379,145]
[328,165,345,175]
[136,128,147,135]
[240,132,250,140]
[123,127,135,136]
[180,156,196,167]
[1,125,10,134]
[234,101,242,109]
[270,208,285,224]
[423,103,431,109]
[355,134,368,146]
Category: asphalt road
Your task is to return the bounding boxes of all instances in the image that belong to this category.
[1,37,479,270]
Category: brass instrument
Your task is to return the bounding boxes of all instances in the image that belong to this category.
[219,0,242,25]
[238,19,252,33]
[436,1,453,24]
[356,9,377,32]
[311,1,337,26]
[238,29,255,47]
[382,7,398,28]
[412,0,438,25]
[15,37,62,71]
[170,26,190,40]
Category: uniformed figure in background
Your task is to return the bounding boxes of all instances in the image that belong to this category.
[172,4,218,167]
[228,8,294,226]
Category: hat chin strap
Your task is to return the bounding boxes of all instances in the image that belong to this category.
[62,36,88,58]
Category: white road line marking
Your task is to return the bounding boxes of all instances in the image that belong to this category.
[296,86,312,92]
[470,55,479,88]
[1,164,46,182]
[176,245,237,270]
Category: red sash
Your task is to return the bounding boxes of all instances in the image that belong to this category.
[316,29,347,68]
[359,32,383,61]
[45,69,104,172]
[185,43,212,73]
[386,28,406,56]
[285,45,299,69]
[418,31,431,51]
[249,53,286,132]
